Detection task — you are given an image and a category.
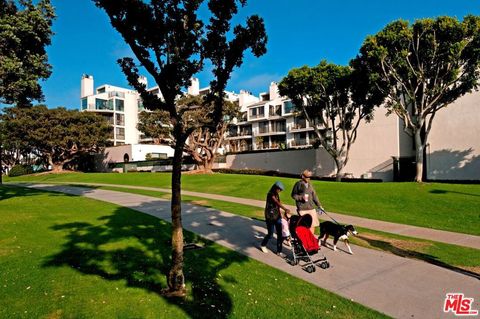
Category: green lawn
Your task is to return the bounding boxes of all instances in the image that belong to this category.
[0,185,387,319]
[7,172,480,235]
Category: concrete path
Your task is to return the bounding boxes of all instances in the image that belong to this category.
[22,181,480,250]
[15,183,480,319]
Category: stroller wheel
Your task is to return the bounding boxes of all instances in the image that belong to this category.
[320,262,328,269]
[289,259,299,266]
[306,265,315,273]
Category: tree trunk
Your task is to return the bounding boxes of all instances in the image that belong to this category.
[51,163,64,173]
[334,157,344,182]
[164,137,187,297]
[414,129,424,182]
[200,158,214,174]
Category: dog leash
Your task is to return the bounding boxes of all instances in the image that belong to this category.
[317,207,341,225]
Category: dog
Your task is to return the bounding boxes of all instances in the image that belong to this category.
[319,221,358,254]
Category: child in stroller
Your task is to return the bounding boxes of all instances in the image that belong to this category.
[288,214,330,273]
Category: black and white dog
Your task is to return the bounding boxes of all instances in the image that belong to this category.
[319,221,358,254]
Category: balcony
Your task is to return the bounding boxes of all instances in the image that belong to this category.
[290,139,310,147]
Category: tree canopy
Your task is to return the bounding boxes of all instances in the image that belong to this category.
[1,106,111,172]
[94,0,267,296]
[352,15,480,181]
[0,0,55,107]
[279,60,382,180]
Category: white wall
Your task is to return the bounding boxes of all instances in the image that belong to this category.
[427,91,480,180]
[226,148,336,177]
[343,108,406,181]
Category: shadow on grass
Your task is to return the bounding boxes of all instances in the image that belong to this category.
[358,235,480,280]
[40,187,254,318]
[0,184,71,201]
[429,189,480,197]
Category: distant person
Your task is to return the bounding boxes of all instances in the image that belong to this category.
[260,181,290,257]
[291,170,323,234]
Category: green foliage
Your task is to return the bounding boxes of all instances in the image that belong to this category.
[278,61,383,179]
[1,106,111,170]
[0,0,55,106]
[7,164,32,177]
[352,15,480,181]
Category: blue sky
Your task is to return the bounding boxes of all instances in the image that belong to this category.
[42,0,480,109]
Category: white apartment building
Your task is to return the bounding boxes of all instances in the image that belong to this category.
[80,74,144,146]
[80,75,480,181]
[226,82,321,153]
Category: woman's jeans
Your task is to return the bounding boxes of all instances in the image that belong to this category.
[261,218,284,253]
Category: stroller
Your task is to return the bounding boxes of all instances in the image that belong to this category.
[288,214,330,273]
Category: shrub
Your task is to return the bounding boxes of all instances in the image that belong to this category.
[8,164,34,177]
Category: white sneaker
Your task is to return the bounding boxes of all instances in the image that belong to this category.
[277,252,286,258]
[260,246,269,253]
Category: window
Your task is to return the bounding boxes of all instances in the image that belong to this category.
[269,104,281,116]
[284,100,295,114]
[115,127,125,140]
[95,98,113,110]
[81,98,88,110]
[115,99,124,112]
[292,132,307,146]
[116,113,125,126]
[97,87,106,94]
[249,106,264,119]
[259,121,269,134]
[272,120,286,132]
[138,100,144,111]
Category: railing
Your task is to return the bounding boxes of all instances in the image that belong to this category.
[290,140,309,147]
[108,91,125,98]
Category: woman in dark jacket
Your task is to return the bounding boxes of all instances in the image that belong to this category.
[260,181,290,257]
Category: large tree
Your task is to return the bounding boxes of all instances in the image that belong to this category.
[352,16,480,182]
[1,106,111,172]
[0,0,55,183]
[0,0,55,107]
[279,60,382,181]
[93,0,267,296]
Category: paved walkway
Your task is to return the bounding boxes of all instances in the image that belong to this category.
[22,181,480,250]
[14,183,480,319]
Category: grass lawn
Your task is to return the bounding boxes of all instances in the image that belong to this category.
[0,185,387,319]
[68,184,480,277]
[7,172,480,235]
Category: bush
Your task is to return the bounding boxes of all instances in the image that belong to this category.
[8,164,34,177]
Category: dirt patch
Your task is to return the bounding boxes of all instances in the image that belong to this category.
[355,233,432,254]
[45,310,63,319]
[190,200,210,206]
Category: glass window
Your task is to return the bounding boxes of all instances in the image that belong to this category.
[115,127,125,140]
[116,113,125,126]
[259,121,269,134]
[81,98,88,110]
[284,100,295,114]
[115,99,124,112]
[95,98,112,110]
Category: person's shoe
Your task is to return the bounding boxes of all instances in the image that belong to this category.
[260,246,269,253]
[277,252,287,258]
